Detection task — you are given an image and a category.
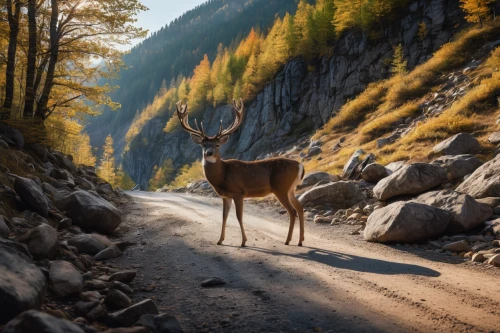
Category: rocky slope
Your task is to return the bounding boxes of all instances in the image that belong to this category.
[0,124,181,332]
[124,0,465,189]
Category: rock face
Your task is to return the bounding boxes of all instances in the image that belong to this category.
[373,163,447,200]
[298,181,366,208]
[49,260,83,298]
[56,191,121,234]
[414,190,492,234]
[433,133,480,155]
[456,155,500,198]
[431,154,482,180]
[364,202,451,243]
[0,248,47,324]
[2,310,84,333]
[14,177,50,217]
[361,163,389,183]
[120,0,465,188]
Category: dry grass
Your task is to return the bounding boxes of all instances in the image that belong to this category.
[322,81,389,132]
[359,102,421,141]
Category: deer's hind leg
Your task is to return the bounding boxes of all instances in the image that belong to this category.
[289,192,305,246]
[233,196,247,247]
[274,191,297,245]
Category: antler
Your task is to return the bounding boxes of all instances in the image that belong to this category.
[217,98,245,137]
[176,101,205,138]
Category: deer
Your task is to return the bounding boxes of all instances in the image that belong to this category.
[176,99,305,247]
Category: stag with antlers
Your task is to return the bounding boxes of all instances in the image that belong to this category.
[176,99,305,247]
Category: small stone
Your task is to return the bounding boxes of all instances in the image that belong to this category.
[58,218,72,230]
[105,289,132,309]
[442,240,470,253]
[314,215,331,224]
[486,254,500,266]
[84,280,108,291]
[94,245,123,261]
[49,261,83,298]
[109,270,137,284]
[108,299,159,327]
[86,303,107,321]
[201,277,225,288]
[471,253,486,263]
[80,291,102,302]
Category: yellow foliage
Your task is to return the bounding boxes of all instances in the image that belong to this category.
[169,161,204,188]
[97,135,117,186]
[460,0,494,25]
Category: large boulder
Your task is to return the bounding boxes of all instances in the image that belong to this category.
[414,190,492,234]
[52,151,78,173]
[431,154,483,180]
[2,310,84,333]
[55,191,121,234]
[456,155,500,198]
[433,133,480,155]
[364,202,451,243]
[19,224,58,260]
[67,234,108,255]
[49,261,83,298]
[297,172,339,189]
[373,163,447,200]
[0,248,47,324]
[298,181,366,208]
[361,163,389,183]
[108,299,159,327]
[14,177,50,217]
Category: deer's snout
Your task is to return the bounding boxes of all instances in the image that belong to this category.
[206,149,214,157]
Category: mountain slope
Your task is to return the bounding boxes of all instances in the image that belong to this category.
[85,0,300,157]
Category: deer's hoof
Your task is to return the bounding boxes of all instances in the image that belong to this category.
[298,242,303,247]
[284,241,290,245]
[217,241,223,245]
[240,243,246,247]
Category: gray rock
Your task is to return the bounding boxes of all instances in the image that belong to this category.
[0,139,8,149]
[298,172,339,189]
[361,163,389,183]
[108,299,159,327]
[0,248,47,324]
[105,289,132,309]
[84,279,109,291]
[80,291,102,302]
[14,177,50,217]
[2,310,84,333]
[97,183,114,196]
[373,163,447,200]
[68,234,108,255]
[0,215,10,238]
[431,154,483,180]
[111,281,134,294]
[58,218,72,230]
[135,313,182,333]
[109,270,137,283]
[456,154,500,198]
[55,191,121,234]
[86,303,108,321]
[414,190,492,233]
[364,202,450,243]
[27,143,48,162]
[476,197,500,208]
[0,123,24,149]
[488,132,500,145]
[342,149,364,178]
[20,224,58,260]
[433,133,480,155]
[23,210,49,227]
[442,240,470,252]
[299,181,366,208]
[385,161,406,174]
[75,300,100,316]
[49,260,83,298]
[75,177,95,191]
[52,151,78,173]
[94,245,123,261]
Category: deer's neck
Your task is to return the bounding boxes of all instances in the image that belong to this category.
[203,157,225,187]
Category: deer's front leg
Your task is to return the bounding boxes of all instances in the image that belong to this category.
[217,197,232,245]
[233,196,247,247]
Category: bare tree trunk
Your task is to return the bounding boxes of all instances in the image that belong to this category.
[35,0,58,121]
[23,0,37,119]
[1,0,21,119]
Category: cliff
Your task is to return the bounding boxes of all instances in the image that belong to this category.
[123,0,464,189]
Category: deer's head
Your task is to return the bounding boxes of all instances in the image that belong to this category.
[176,99,245,163]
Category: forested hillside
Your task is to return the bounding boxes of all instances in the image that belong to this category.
[86,0,300,157]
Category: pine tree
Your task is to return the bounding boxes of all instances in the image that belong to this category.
[391,44,408,76]
[460,0,494,27]
[74,133,97,166]
[188,55,211,111]
[98,135,117,186]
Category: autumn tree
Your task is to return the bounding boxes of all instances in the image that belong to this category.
[391,44,408,75]
[188,55,211,112]
[148,159,175,190]
[73,133,97,166]
[98,135,117,186]
[460,0,494,27]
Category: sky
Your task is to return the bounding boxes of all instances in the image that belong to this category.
[130,0,208,48]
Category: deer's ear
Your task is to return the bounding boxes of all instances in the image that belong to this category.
[190,134,204,145]
[219,135,230,145]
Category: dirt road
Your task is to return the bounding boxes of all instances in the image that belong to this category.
[114,191,500,333]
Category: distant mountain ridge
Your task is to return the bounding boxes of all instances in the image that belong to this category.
[86,0,300,158]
